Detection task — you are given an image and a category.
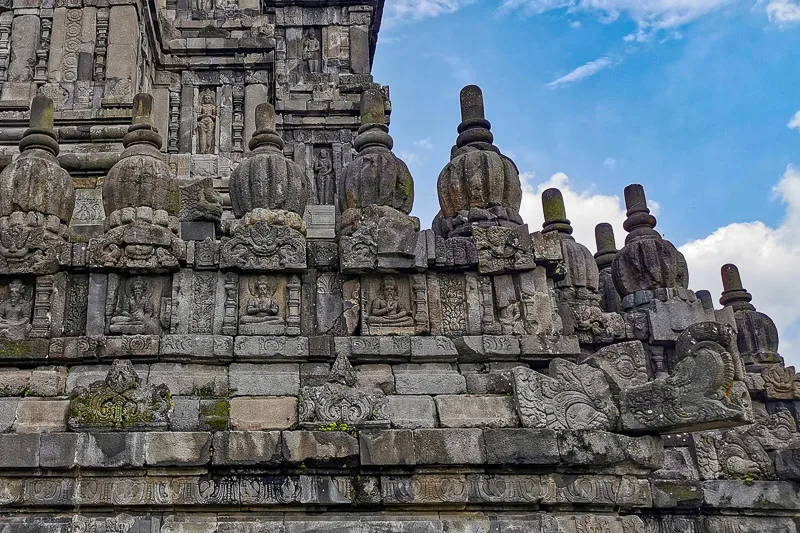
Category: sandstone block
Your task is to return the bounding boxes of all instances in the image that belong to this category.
[413,428,485,465]
[282,430,359,464]
[13,399,69,433]
[435,395,518,428]
[145,432,211,466]
[213,431,282,465]
[359,430,415,465]
[0,433,39,467]
[230,397,297,430]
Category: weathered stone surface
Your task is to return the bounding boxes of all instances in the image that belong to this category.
[283,430,359,464]
[413,428,486,464]
[556,431,664,473]
[394,364,467,395]
[0,433,39,467]
[76,432,145,467]
[359,429,415,465]
[385,395,438,428]
[230,363,300,396]
[13,399,69,433]
[213,431,282,465]
[435,395,518,428]
[483,428,559,465]
[144,432,211,466]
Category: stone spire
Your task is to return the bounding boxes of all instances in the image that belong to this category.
[0,95,75,225]
[594,223,617,271]
[719,263,780,368]
[541,188,598,291]
[338,87,414,214]
[229,102,307,218]
[102,93,176,218]
[611,184,689,298]
[434,85,522,238]
[594,223,621,313]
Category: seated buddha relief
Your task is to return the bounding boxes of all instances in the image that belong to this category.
[239,275,285,335]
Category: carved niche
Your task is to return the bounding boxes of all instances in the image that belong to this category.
[237,274,300,336]
[107,276,171,336]
[360,275,425,336]
[0,278,32,340]
[195,89,217,155]
[220,209,307,272]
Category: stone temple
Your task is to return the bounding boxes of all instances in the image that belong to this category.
[0,0,798,530]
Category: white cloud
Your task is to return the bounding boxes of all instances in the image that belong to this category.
[385,0,475,23]
[603,157,618,169]
[767,0,800,24]
[502,0,734,40]
[788,110,800,131]
[546,56,615,89]
[679,166,800,365]
[414,137,434,149]
[569,20,582,28]
[519,171,629,250]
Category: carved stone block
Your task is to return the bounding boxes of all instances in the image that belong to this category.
[87,209,185,273]
[107,275,170,336]
[473,224,535,275]
[237,274,289,335]
[583,340,650,394]
[304,204,336,239]
[68,359,171,431]
[512,360,618,431]
[160,334,234,362]
[620,322,753,433]
[233,336,309,361]
[0,213,70,275]
[360,275,418,336]
[220,209,307,272]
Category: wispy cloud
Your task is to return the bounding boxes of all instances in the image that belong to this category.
[501,0,735,41]
[768,0,800,25]
[414,137,434,149]
[788,110,800,131]
[385,0,475,24]
[546,56,615,89]
[603,157,617,169]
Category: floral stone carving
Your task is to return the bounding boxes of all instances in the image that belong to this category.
[694,411,798,480]
[298,352,389,428]
[512,359,618,430]
[472,224,535,275]
[619,321,753,433]
[68,359,171,431]
[220,209,307,271]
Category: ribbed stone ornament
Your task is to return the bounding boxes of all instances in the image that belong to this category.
[102,93,176,217]
[229,102,307,218]
[0,95,75,224]
[436,85,521,220]
[338,88,414,214]
[612,184,689,296]
[720,263,780,365]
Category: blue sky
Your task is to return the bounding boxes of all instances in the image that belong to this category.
[371,0,800,364]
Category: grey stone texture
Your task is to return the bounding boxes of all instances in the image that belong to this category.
[0,0,788,528]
